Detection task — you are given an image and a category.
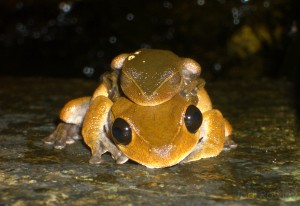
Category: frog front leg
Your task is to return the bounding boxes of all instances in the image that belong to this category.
[182,109,228,163]
[82,96,128,164]
[43,97,91,149]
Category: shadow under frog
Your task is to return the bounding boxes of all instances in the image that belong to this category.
[43,49,236,168]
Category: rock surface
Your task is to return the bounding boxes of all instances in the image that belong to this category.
[0,77,299,205]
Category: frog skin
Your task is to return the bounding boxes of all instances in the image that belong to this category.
[43,49,236,168]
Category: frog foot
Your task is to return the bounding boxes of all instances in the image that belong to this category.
[114,152,129,164]
[43,122,81,149]
[89,153,105,164]
[88,148,128,165]
[222,138,237,151]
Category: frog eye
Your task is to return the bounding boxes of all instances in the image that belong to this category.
[184,105,202,133]
[112,118,132,145]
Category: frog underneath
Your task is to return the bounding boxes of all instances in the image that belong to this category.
[43,49,236,168]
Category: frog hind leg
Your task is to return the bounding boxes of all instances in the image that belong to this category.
[82,96,128,165]
[43,97,91,149]
[223,118,237,151]
[181,109,226,163]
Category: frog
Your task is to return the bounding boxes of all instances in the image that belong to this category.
[43,49,236,168]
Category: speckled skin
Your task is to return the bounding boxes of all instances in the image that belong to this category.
[43,49,235,168]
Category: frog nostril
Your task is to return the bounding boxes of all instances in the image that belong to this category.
[112,118,132,145]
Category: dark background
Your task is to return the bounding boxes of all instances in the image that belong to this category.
[0,0,298,79]
[0,0,299,109]
[2,0,300,119]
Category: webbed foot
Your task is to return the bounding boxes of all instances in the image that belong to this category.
[223,138,237,151]
[88,145,128,165]
[43,122,81,149]
[114,153,129,164]
[89,154,104,164]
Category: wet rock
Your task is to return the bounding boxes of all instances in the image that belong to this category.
[0,77,299,205]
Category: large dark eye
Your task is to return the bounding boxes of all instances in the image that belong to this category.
[184,105,202,133]
[112,118,132,145]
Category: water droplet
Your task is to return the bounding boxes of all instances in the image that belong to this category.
[16,2,24,9]
[16,23,26,33]
[43,35,53,42]
[141,43,151,48]
[32,32,40,39]
[241,0,250,4]
[109,36,117,44]
[197,0,205,6]
[76,26,83,34]
[128,55,135,61]
[233,18,240,25]
[232,8,239,15]
[83,67,95,77]
[263,1,270,8]
[213,63,222,72]
[165,18,174,25]
[166,28,175,40]
[217,0,226,3]
[70,17,78,25]
[17,38,24,45]
[97,50,104,58]
[57,14,65,23]
[59,2,72,13]
[232,13,239,19]
[27,19,34,26]
[289,21,298,36]
[16,23,28,36]
[40,27,48,35]
[126,13,135,21]
[48,20,56,27]
[163,1,172,9]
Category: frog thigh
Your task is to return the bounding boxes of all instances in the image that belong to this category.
[196,87,212,113]
[82,96,128,164]
[91,83,109,100]
[43,97,91,148]
[60,96,91,125]
[196,88,236,150]
[224,118,232,137]
[181,109,225,163]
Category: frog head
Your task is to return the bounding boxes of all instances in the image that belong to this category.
[111,49,201,106]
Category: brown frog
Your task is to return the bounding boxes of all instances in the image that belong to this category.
[44,49,236,168]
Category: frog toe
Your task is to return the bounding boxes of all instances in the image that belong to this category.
[43,133,56,145]
[54,143,66,150]
[53,136,68,149]
[89,154,104,164]
[115,155,129,164]
[43,122,81,149]
[65,138,75,144]
[223,138,237,151]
